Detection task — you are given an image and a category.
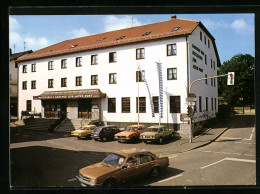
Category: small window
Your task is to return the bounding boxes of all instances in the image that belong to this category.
[122,97,130,113]
[48,61,54,70]
[213,61,216,70]
[31,80,36,89]
[26,100,32,112]
[61,59,67,69]
[208,39,210,48]
[48,79,53,88]
[142,31,151,36]
[211,98,214,111]
[167,44,177,56]
[76,57,82,67]
[22,81,27,90]
[204,35,206,45]
[108,98,116,113]
[205,55,207,65]
[167,68,177,80]
[211,59,213,68]
[211,78,213,86]
[109,73,117,84]
[91,75,98,85]
[138,154,149,164]
[215,98,217,110]
[136,70,145,82]
[97,37,106,41]
[206,97,208,111]
[170,96,181,113]
[91,55,98,65]
[23,65,27,73]
[172,27,180,31]
[199,96,202,112]
[76,76,82,86]
[152,96,159,113]
[200,31,202,41]
[61,78,67,87]
[214,78,216,87]
[31,63,36,72]
[136,48,145,60]
[109,52,117,63]
[136,97,146,113]
[205,74,208,84]
[116,36,126,40]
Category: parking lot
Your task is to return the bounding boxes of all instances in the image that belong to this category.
[10,126,183,187]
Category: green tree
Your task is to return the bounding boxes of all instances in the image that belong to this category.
[218,54,255,107]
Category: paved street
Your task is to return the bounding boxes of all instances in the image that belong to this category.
[10,114,255,187]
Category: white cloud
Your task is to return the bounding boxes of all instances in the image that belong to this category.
[231,19,253,35]
[202,18,253,36]
[9,17,21,31]
[104,15,144,32]
[70,28,90,38]
[24,37,50,51]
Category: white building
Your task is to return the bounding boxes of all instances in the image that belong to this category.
[16,16,220,137]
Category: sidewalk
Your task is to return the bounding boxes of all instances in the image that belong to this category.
[171,127,229,154]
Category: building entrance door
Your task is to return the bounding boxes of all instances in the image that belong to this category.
[78,99,92,119]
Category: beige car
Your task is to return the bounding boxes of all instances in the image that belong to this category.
[71,125,96,139]
[76,149,169,187]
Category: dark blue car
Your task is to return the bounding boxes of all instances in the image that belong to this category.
[91,125,120,142]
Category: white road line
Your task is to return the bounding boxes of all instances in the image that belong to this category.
[203,151,211,153]
[67,178,77,182]
[168,155,178,159]
[233,153,241,155]
[222,152,231,155]
[201,159,225,169]
[220,137,242,140]
[244,154,254,157]
[201,157,256,169]
[212,151,221,154]
[158,173,183,183]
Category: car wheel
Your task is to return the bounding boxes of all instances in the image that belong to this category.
[94,139,98,141]
[150,167,160,177]
[144,140,147,144]
[77,137,81,140]
[118,140,121,143]
[103,179,116,187]
[159,137,163,144]
[171,133,175,139]
[102,137,107,142]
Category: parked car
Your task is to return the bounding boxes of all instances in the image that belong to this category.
[71,125,96,139]
[140,125,176,144]
[114,124,146,143]
[91,125,120,141]
[76,149,169,187]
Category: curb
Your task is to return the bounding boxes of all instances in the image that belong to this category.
[177,127,229,153]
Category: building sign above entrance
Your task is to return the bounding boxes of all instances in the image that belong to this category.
[33,89,106,100]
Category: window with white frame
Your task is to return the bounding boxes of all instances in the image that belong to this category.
[91,54,98,65]
[23,65,27,73]
[76,57,82,67]
[31,63,36,72]
[167,68,177,80]
[48,61,54,70]
[109,52,117,63]
[136,48,145,59]
[61,59,67,69]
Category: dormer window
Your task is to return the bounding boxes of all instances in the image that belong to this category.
[97,37,106,41]
[116,36,126,40]
[172,27,180,32]
[142,31,151,36]
[70,44,78,48]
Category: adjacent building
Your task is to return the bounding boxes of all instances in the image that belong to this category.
[9,49,33,117]
[16,16,220,137]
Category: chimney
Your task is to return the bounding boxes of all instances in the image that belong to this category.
[171,15,177,19]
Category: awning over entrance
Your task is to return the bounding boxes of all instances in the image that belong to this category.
[33,89,106,100]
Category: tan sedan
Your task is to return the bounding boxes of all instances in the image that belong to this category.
[76,149,169,187]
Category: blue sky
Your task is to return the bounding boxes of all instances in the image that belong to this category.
[9,14,254,63]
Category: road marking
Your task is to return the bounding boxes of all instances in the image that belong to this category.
[220,137,242,140]
[213,151,220,154]
[203,151,211,153]
[244,154,254,157]
[201,157,256,169]
[168,155,178,159]
[222,152,231,155]
[233,153,241,155]
[158,173,183,183]
[67,178,77,182]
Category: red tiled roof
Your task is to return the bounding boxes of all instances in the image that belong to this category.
[17,18,201,62]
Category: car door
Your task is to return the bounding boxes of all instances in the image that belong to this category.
[136,153,154,176]
[120,155,139,182]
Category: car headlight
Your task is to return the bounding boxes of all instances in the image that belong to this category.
[89,178,97,184]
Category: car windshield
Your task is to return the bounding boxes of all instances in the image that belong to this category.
[125,127,137,132]
[93,127,102,133]
[147,128,159,132]
[103,153,126,168]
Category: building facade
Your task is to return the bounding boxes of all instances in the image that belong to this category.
[16,16,220,137]
[9,49,33,117]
